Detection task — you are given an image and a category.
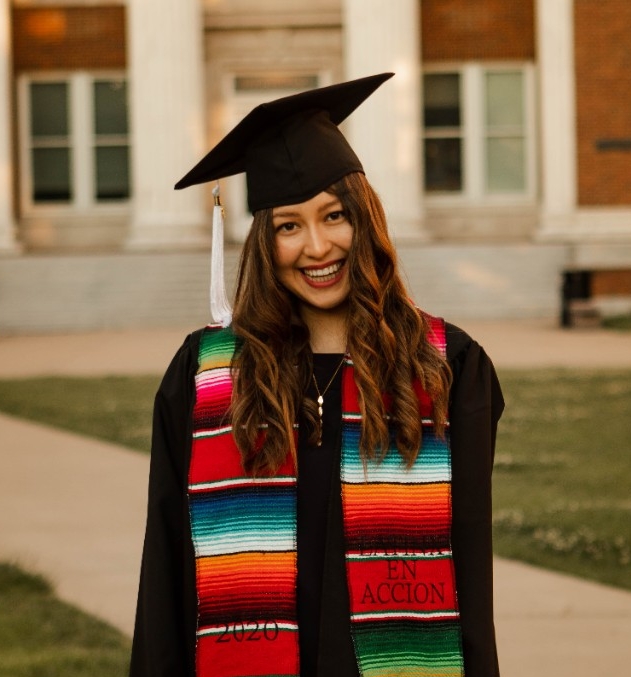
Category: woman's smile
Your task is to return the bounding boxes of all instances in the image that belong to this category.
[301,259,346,287]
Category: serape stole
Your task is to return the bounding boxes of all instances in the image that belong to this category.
[188,318,464,677]
[188,326,299,677]
[341,315,464,676]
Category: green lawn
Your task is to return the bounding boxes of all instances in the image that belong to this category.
[0,375,160,453]
[0,563,130,677]
[602,314,631,331]
[0,370,630,591]
[493,369,631,590]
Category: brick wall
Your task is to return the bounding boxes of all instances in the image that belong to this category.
[575,1,631,206]
[12,5,126,72]
[592,270,631,296]
[421,0,535,62]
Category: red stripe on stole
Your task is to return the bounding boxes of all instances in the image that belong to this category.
[190,433,296,485]
[190,433,243,484]
[343,483,452,532]
[413,380,433,418]
[193,377,233,426]
[197,627,298,677]
[347,556,457,615]
[426,313,447,355]
[342,362,434,419]
[342,365,360,413]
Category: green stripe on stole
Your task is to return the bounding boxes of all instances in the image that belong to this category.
[189,319,464,677]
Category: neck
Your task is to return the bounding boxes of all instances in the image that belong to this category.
[301,304,347,354]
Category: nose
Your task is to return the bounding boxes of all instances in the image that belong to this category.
[303,222,332,259]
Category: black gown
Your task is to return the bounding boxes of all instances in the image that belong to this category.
[130,323,504,677]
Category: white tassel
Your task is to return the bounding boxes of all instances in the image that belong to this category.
[210,182,233,327]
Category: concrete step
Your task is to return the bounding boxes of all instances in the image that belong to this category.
[0,249,239,333]
[397,242,568,321]
[0,243,568,333]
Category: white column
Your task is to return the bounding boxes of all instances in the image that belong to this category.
[126,0,208,249]
[0,0,19,253]
[536,0,577,237]
[343,0,426,240]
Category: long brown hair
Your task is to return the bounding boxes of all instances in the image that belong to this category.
[231,172,451,475]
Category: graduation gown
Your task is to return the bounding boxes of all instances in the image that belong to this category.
[130,322,504,677]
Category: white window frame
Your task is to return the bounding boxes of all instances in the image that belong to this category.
[18,71,131,216]
[423,62,537,206]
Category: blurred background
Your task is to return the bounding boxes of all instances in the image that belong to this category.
[1,2,631,677]
[1,0,631,332]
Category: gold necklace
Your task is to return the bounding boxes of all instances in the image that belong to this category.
[312,355,346,447]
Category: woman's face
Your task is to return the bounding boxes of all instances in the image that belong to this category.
[272,190,353,314]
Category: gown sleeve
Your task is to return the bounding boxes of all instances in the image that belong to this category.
[129,332,201,677]
[446,323,504,677]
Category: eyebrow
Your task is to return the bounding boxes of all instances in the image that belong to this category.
[272,198,342,220]
[272,209,300,219]
[318,198,343,212]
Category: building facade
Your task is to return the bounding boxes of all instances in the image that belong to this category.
[2,0,631,329]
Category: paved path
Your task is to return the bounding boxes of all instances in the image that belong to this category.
[1,320,631,677]
[0,413,147,636]
[1,319,631,377]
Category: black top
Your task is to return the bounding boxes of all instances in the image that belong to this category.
[130,323,504,677]
[297,354,345,677]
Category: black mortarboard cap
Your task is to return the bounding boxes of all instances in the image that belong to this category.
[174,72,394,212]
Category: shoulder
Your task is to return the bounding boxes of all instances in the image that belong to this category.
[445,322,474,365]
[156,328,206,399]
[166,328,204,371]
[443,321,505,422]
[420,314,502,402]
[164,324,235,371]
[418,309,472,365]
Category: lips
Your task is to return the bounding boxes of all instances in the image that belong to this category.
[301,260,344,284]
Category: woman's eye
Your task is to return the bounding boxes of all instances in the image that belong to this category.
[326,210,346,222]
[275,222,297,233]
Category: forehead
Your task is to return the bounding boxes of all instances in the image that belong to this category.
[272,191,341,217]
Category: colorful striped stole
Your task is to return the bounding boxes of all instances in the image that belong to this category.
[341,317,464,676]
[188,319,464,677]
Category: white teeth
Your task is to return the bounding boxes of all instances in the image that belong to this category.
[303,262,343,279]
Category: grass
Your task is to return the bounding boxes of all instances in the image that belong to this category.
[0,562,130,676]
[493,369,631,590]
[0,376,160,453]
[602,313,631,331]
[0,370,630,591]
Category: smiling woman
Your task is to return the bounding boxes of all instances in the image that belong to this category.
[130,74,504,677]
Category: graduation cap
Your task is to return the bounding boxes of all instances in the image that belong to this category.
[175,72,394,211]
[174,72,394,327]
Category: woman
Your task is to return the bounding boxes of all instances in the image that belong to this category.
[130,73,504,677]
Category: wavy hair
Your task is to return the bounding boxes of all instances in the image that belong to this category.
[231,172,451,475]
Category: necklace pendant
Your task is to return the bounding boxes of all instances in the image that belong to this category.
[311,355,345,450]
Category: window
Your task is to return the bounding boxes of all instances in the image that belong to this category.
[93,79,130,202]
[484,71,526,193]
[423,72,462,192]
[29,82,72,203]
[423,64,535,202]
[20,73,130,211]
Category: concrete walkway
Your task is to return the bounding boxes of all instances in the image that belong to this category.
[1,320,631,677]
[0,412,147,636]
[1,318,631,377]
